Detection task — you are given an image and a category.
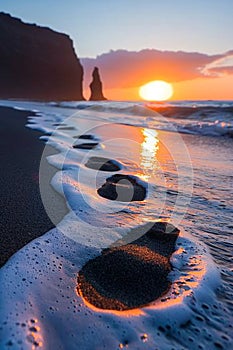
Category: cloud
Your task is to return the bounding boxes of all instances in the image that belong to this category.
[201,52,233,76]
[81,49,233,90]
[210,66,233,75]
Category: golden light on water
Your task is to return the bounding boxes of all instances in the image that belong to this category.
[139,80,173,101]
[140,128,159,180]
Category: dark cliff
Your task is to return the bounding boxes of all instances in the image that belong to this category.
[0,13,85,101]
[89,67,107,101]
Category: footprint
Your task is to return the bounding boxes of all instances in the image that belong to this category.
[85,157,121,172]
[77,222,180,311]
[57,126,76,131]
[74,134,97,140]
[97,174,147,201]
[73,142,99,150]
[53,123,66,126]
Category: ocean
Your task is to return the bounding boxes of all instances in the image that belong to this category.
[0,100,232,349]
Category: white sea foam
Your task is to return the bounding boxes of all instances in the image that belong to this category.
[0,222,226,350]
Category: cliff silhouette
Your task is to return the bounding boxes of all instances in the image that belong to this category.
[0,13,85,101]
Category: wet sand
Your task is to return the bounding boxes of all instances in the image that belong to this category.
[0,106,68,267]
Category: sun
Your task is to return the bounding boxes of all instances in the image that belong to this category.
[139,80,173,101]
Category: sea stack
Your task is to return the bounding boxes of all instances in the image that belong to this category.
[0,12,85,101]
[89,67,107,101]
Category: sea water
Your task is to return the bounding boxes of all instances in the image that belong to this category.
[0,100,232,349]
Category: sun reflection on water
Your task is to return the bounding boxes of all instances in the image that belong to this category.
[140,128,160,180]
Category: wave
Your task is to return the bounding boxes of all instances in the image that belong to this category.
[1,99,233,137]
[49,101,233,138]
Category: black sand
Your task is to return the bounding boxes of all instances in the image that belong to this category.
[77,222,179,311]
[0,106,68,267]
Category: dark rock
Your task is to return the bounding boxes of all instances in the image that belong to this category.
[89,67,107,101]
[0,12,85,101]
[85,157,121,171]
[73,142,99,150]
[97,174,147,201]
[77,222,180,310]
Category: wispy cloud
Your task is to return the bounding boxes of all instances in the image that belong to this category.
[201,52,233,76]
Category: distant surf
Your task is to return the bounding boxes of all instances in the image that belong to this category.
[50,100,233,138]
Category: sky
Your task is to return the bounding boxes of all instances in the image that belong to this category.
[1,0,233,100]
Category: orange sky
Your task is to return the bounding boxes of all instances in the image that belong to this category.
[91,75,233,101]
[82,49,233,101]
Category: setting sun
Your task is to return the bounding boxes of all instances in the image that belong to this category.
[139,80,173,101]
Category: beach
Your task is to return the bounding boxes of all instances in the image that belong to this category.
[0,107,68,266]
[0,100,232,349]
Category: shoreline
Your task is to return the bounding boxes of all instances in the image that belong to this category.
[0,106,68,267]
[0,101,232,348]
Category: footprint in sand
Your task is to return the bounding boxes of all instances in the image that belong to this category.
[73,142,99,150]
[73,134,100,150]
[57,126,76,131]
[77,222,180,311]
[73,134,98,140]
[97,174,147,201]
[85,157,121,172]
